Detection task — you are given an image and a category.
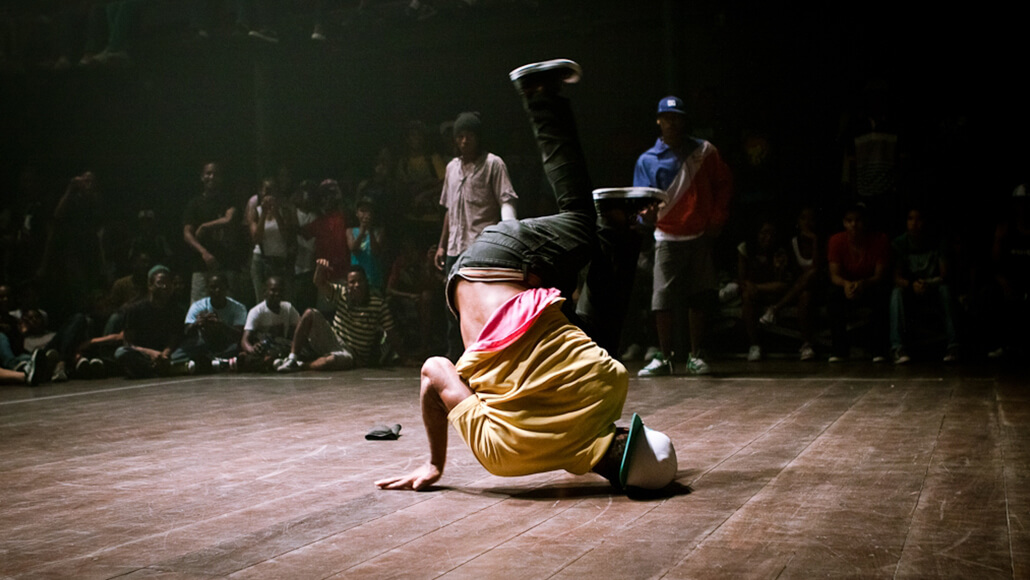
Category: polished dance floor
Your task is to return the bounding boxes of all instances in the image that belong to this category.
[1,360,1027,578]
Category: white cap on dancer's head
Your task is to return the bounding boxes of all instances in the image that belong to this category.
[619,413,678,490]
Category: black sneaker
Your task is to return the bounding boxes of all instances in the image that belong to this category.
[508,59,581,94]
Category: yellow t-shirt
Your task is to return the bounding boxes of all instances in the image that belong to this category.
[448,298,627,477]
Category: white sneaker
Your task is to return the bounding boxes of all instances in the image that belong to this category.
[276,357,301,373]
[747,345,762,362]
[759,308,776,326]
[686,355,710,375]
[643,346,662,362]
[637,355,672,377]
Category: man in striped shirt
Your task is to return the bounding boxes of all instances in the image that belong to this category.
[276,261,399,372]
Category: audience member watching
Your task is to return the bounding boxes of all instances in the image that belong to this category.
[301,180,351,284]
[396,121,446,222]
[890,207,960,364]
[292,180,320,313]
[114,265,186,378]
[388,239,444,358]
[348,197,387,291]
[737,218,796,362]
[827,203,890,363]
[985,184,1030,359]
[174,272,247,370]
[127,209,173,268]
[636,95,733,377]
[183,162,246,303]
[239,276,299,372]
[104,251,154,331]
[277,261,399,372]
[247,177,298,304]
[39,171,108,321]
[762,206,821,361]
[435,111,518,361]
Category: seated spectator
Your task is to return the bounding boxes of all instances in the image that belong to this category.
[347,197,387,291]
[38,309,121,382]
[761,206,822,361]
[0,284,24,357]
[827,204,890,362]
[738,218,796,361]
[103,250,154,334]
[173,272,248,370]
[985,184,1030,359]
[277,262,399,372]
[114,265,186,378]
[127,209,173,268]
[0,344,46,386]
[239,276,299,372]
[889,208,960,364]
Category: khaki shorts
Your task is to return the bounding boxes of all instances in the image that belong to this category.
[652,236,716,310]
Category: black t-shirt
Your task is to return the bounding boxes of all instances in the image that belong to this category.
[182,193,246,270]
[123,299,185,351]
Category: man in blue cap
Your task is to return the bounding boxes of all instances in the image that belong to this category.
[635,95,733,377]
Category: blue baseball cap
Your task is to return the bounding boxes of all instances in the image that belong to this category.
[657,96,686,116]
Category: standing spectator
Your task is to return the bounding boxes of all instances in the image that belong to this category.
[292,180,320,313]
[396,121,446,223]
[636,96,733,376]
[247,177,297,304]
[183,162,246,304]
[301,179,351,284]
[39,171,108,321]
[827,204,890,362]
[277,261,399,372]
[114,265,186,378]
[239,276,299,371]
[348,197,387,292]
[435,111,518,360]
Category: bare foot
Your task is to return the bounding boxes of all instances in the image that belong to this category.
[375,463,442,491]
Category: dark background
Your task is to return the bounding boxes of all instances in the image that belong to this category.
[1,0,1026,263]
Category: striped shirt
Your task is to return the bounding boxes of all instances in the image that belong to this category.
[329,283,395,365]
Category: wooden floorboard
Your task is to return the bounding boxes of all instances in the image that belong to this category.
[0,363,1026,578]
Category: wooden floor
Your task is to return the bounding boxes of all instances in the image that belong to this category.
[1,360,1028,579]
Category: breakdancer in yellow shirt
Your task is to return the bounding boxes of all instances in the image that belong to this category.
[375,60,677,493]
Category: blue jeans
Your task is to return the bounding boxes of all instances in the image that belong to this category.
[889,283,959,350]
[0,333,30,370]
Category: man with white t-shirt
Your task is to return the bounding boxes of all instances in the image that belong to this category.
[239,276,300,371]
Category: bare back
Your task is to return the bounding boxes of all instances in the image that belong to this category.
[453,279,529,349]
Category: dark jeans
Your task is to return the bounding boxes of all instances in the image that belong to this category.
[448,89,641,353]
[828,284,889,357]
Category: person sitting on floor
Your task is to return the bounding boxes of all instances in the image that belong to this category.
[375,59,677,494]
[173,272,248,371]
[889,207,960,364]
[239,276,299,372]
[737,217,797,362]
[277,263,401,372]
[114,265,187,378]
[827,203,890,363]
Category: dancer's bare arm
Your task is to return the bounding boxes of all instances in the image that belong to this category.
[376,357,472,491]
